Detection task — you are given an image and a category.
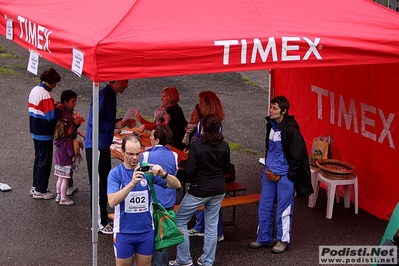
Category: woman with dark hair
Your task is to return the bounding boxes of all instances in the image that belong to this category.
[28,68,64,199]
[163,104,188,151]
[188,90,225,242]
[169,114,230,266]
[182,104,202,151]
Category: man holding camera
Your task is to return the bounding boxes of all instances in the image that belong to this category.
[108,135,181,266]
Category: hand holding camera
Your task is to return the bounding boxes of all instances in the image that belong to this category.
[137,165,150,172]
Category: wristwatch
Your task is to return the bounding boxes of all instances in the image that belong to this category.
[161,171,168,179]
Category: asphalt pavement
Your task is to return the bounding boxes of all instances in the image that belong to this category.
[0,35,389,266]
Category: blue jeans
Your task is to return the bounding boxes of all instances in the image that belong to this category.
[151,247,168,266]
[193,210,224,237]
[175,193,224,266]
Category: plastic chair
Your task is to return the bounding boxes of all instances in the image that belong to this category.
[308,167,321,207]
[311,172,358,219]
[309,167,340,208]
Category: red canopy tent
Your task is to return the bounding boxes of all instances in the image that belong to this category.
[2,0,399,81]
[273,63,399,218]
[1,0,398,248]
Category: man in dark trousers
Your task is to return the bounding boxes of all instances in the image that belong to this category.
[85,80,135,234]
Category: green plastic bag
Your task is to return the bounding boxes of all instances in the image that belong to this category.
[145,169,184,251]
[152,202,184,251]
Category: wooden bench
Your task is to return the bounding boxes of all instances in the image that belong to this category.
[173,193,260,226]
[174,193,260,211]
[108,193,261,225]
[181,181,247,195]
[108,179,248,224]
[179,181,247,225]
[224,181,247,225]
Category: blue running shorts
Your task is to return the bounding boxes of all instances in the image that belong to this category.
[113,231,155,259]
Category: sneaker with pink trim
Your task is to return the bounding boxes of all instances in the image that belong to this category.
[59,198,74,206]
[55,194,61,202]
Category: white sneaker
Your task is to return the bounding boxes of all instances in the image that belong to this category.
[218,235,225,242]
[31,187,50,196]
[66,187,78,196]
[168,260,193,266]
[188,228,204,237]
[59,198,75,206]
[33,191,54,200]
[55,194,61,202]
[272,240,288,253]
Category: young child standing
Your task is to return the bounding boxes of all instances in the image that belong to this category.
[60,90,85,196]
[54,119,82,205]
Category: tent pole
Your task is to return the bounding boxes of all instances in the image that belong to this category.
[268,69,273,115]
[92,82,99,266]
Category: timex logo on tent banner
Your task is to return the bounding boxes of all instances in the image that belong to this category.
[214,37,322,65]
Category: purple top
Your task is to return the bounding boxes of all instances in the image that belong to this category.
[54,137,74,166]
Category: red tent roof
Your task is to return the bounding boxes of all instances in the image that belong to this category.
[2,0,399,81]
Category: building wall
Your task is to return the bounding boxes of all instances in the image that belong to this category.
[374,0,399,11]
[394,0,399,12]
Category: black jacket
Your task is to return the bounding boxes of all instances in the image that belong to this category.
[185,140,230,197]
[265,115,313,197]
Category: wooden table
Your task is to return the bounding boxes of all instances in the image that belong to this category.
[78,128,188,164]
